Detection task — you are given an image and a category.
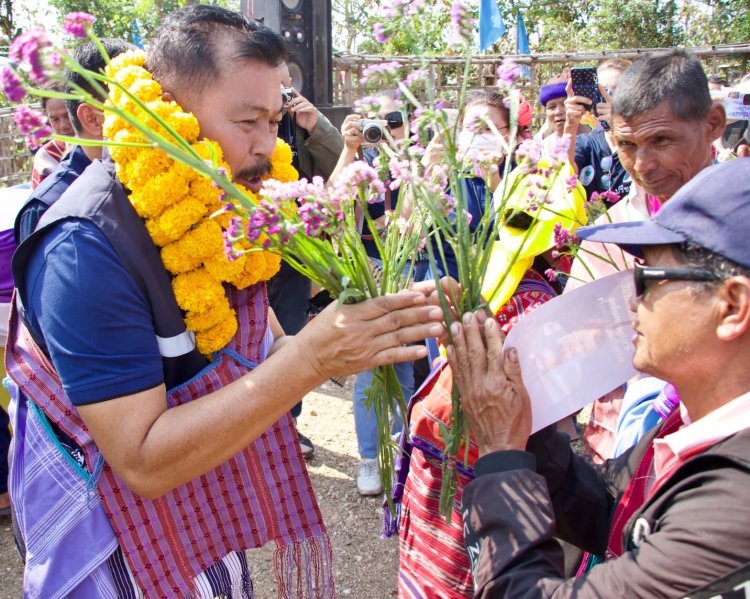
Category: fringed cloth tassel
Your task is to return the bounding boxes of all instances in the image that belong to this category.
[273,533,336,598]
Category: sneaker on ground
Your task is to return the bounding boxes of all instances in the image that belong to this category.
[298,431,315,460]
[356,458,382,496]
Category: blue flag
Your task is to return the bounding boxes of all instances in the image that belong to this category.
[516,12,530,78]
[478,0,506,52]
[130,19,144,49]
[516,12,529,54]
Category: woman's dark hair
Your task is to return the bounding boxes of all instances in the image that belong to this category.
[465,90,510,119]
[147,4,286,97]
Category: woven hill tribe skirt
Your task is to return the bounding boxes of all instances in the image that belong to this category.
[390,272,556,598]
[6,284,334,598]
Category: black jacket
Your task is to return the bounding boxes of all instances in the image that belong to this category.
[462,420,750,598]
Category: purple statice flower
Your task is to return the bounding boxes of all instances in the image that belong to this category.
[382,0,424,18]
[211,202,236,218]
[226,216,244,240]
[402,69,427,87]
[13,104,46,135]
[544,268,558,282]
[421,163,455,217]
[25,124,52,150]
[259,200,282,226]
[62,12,96,38]
[361,61,402,84]
[1,66,26,103]
[331,161,386,206]
[388,156,412,190]
[496,58,521,89]
[245,215,262,243]
[297,199,329,238]
[261,177,328,208]
[374,22,390,44]
[553,223,571,250]
[450,1,475,44]
[515,138,542,173]
[222,218,244,260]
[9,28,52,84]
[565,174,578,192]
[600,189,621,205]
[549,133,571,165]
[353,95,383,115]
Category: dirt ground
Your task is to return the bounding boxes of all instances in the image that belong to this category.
[0,378,402,599]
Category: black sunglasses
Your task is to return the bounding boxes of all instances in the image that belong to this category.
[384,111,404,130]
[633,262,719,297]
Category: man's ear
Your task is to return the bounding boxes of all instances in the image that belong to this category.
[704,102,727,143]
[716,276,750,342]
[77,103,104,138]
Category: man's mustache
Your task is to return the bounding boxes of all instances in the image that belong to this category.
[235,160,272,182]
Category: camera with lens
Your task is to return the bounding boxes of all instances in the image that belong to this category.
[281,87,296,104]
[360,119,386,144]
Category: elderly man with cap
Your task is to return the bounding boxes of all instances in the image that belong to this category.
[448,158,750,597]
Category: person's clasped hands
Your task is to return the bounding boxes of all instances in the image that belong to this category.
[445,307,533,455]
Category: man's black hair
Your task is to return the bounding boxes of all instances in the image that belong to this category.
[673,241,750,287]
[65,38,135,135]
[147,4,286,97]
[612,50,712,122]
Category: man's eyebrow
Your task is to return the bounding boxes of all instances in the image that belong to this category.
[236,100,283,116]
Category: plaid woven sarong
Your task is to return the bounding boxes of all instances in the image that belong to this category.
[7,283,334,598]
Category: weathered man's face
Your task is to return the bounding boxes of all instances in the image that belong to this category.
[613,100,724,202]
[45,97,74,137]
[631,246,717,382]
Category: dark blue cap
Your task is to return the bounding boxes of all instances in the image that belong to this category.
[577,159,750,269]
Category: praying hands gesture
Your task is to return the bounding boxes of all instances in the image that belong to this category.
[446,310,532,455]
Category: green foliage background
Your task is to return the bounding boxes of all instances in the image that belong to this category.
[332,0,750,55]
[3,0,747,54]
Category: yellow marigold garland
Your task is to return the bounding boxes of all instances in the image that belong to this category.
[103,50,297,355]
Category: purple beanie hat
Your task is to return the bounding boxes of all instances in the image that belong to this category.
[539,81,567,106]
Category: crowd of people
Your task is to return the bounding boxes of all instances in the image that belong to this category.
[1,3,749,597]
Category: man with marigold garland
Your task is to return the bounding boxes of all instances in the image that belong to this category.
[5,6,444,597]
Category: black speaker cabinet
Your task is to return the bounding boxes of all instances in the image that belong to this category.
[242,0,333,107]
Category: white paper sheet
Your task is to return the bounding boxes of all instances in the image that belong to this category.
[504,270,637,434]
[0,185,30,231]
